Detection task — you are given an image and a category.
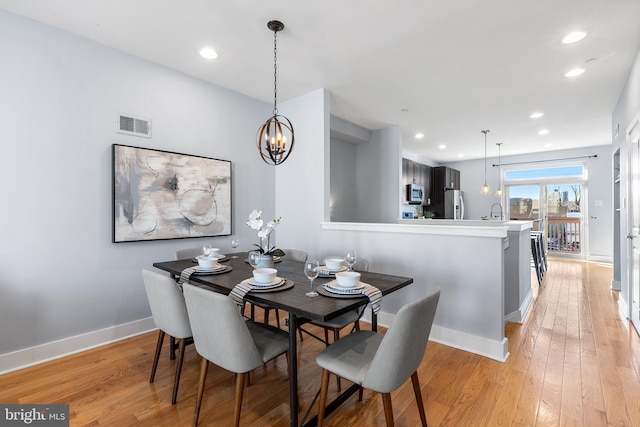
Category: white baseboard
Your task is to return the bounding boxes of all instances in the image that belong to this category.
[618,297,629,323]
[588,255,613,264]
[611,279,621,291]
[429,325,510,362]
[362,311,509,362]
[0,317,156,375]
[504,288,534,325]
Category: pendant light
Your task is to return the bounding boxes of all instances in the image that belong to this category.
[480,130,491,195]
[257,20,295,165]
[495,143,504,197]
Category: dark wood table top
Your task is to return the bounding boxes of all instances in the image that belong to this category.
[152,252,413,323]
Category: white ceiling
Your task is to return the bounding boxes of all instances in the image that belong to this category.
[2,0,639,162]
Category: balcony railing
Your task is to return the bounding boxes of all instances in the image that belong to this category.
[546,216,581,254]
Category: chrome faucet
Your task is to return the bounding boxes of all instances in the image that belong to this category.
[490,203,504,220]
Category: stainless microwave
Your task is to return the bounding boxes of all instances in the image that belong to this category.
[406,183,424,204]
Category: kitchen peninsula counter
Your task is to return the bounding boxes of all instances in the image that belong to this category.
[320,219,534,362]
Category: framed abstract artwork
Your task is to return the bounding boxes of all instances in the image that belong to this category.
[112,144,232,242]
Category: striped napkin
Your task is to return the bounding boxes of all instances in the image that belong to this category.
[179,266,198,285]
[323,282,383,314]
[317,266,347,277]
[230,282,256,307]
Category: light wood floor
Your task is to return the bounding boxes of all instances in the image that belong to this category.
[1,259,639,426]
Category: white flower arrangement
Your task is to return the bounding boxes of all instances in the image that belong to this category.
[246,209,285,256]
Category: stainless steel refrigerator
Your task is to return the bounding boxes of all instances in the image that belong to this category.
[444,189,464,219]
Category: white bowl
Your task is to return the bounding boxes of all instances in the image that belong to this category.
[253,268,277,284]
[324,257,344,271]
[196,256,218,268]
[335,271,361,288]
[205,248,220,258]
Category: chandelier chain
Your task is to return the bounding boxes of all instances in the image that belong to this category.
[273,29,278,115]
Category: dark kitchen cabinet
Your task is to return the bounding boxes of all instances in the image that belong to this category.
[402,158,431,202]
[432,166,460,190]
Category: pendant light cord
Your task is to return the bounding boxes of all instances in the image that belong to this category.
[272,29,278,115]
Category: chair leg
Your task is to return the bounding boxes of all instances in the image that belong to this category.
[411,372,428,427]
[317,369,330,427]
[234,373,248,427]
[334,329,341,392]
[381,392,395,427]
[193,357,209,427]
[150,330,165,383]
[171,337,187,404]
[275,308,281,328]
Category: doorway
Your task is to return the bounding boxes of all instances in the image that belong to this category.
[504,165,586,259]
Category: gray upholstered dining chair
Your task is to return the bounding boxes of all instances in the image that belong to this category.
[182,283,290,427]
[142,269,193,405]
[316,288,440,427]
[175,247,202,260]
[282,248,308,262]
[306,257,370,390]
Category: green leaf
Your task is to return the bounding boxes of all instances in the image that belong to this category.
[270,248,286,257]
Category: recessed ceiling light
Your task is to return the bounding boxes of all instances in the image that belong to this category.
[538,129,550,135]
[457,154,464,158]
[438,144,447,150]
[564,68,585,77]
[530,112,544,119]
[415,132,424,139]
[544,143,553,147]
[562,31,587,44]
[199,47,218,59]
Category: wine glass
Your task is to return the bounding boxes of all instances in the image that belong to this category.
[230,237,239,258]
[248,250,260,270]
[345,249,357,271]
[202,244,213,257]
[304,260,320,297]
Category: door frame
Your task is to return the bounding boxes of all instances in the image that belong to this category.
[626,111,640,333]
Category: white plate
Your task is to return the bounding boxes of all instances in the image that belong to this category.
[195,264,224,272]
[325,279,366,292]
[318,265,348,274]
[241,277,286,289]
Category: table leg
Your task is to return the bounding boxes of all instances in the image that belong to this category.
[289,313,299,427]
[371,307,378,332]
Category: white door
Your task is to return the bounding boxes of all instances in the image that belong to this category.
[628,114,640,332]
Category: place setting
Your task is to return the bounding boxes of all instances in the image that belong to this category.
[317,257,349,277]
[179,246,233,283]
[230,267,293,307]
[192,244,230,263]
[318,271,382,312]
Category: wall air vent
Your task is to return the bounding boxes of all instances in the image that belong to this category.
[117,113,151,138]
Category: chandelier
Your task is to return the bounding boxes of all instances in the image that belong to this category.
[256,20,295,165]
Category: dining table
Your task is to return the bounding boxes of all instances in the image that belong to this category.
[152,251,413,427]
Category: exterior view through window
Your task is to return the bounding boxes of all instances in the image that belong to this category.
[504,164,585,257]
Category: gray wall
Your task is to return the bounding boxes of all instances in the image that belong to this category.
[0,11,276,356]
[612,45,640,309]
[330,138,358,222]
[445,144,613,261]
